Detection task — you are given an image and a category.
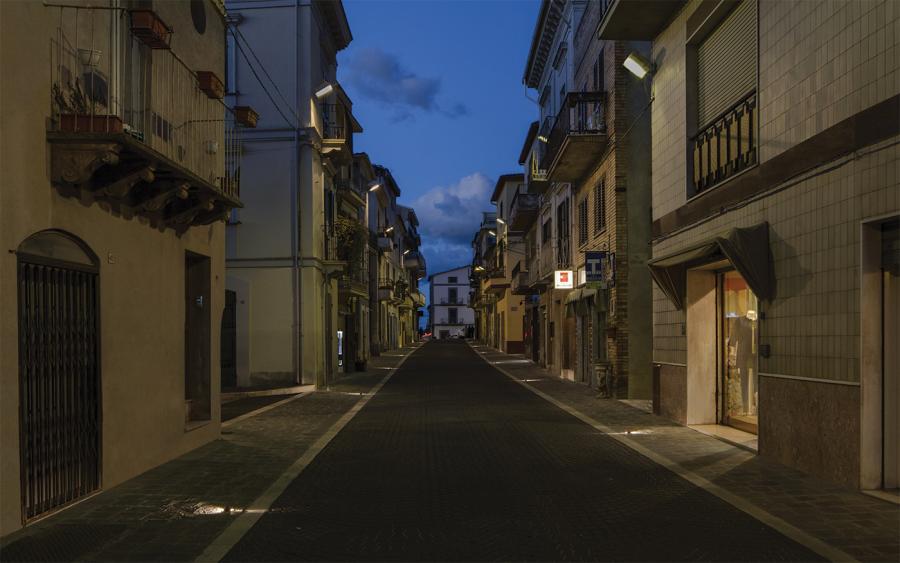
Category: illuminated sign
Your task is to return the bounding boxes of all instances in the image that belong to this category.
[554,270,574,289]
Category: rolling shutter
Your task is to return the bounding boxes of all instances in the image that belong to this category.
[697,0,757,127]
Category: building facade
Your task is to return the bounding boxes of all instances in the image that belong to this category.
[429,266,475,338]
[224,0,362,389]
[1,0,242,534]
[516,0,653,397]
[600,0,899,489]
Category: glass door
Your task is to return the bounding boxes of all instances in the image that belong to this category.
[721,271,759,434]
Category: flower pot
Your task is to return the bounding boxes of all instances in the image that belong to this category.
[130,10,172,49]
[234,106,259,128]
[196,71,225,100]
[59,114,123,134]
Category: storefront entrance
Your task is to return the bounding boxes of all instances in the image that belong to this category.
[720,271,759,434]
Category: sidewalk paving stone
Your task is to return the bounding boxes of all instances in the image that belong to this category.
[0,346,421,563]
[470,343,900,563]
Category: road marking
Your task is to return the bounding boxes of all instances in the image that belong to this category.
[221,393,311,429]
[468,342,856,563]
[197,347,420,562]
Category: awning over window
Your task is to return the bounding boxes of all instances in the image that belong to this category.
[648,223,772,310]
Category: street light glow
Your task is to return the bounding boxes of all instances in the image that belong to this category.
[314,83,334,99]
[623,52,653,79]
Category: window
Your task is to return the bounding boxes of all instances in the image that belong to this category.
[594,180,606,234]
[542,218,552,244]
[593,48,605,92]
[448,276,457,284]
[578,198,588,245]
[448,287,458,304]
[696,0,757,127]
[448,308,458,324]
[556,198,570,267]
[693,0,758,194]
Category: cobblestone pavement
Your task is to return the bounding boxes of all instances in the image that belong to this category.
[222,393,301,422]
[0,346,421,563]
[470,343,900,563]
[223,340,823,562]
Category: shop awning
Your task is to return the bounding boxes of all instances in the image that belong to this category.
[564,287,604,315]
[648,223,772,310]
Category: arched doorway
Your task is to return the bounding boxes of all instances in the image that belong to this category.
[17,230,100,521]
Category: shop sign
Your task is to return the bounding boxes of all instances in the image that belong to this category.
[584,251,616,287]
[554,270,574,289]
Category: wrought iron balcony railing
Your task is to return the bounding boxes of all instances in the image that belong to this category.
[692,91,757,194]
[320,103,347,140]
[541,92,607,174]
[49,5,243,200]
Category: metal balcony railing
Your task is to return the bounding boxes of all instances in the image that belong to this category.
[320,103,347,140]
[49,5,242,199]
[542,92,606,171]
[692,91,757,193]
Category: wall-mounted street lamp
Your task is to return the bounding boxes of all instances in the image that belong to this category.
[403,249,411,255]
[623,52,654,79]
[384,226,394,234]
[314,82,335,99]
[537,135,549,143]
[368,181,382,192]
[474,265,485,272]
[496,217,506,225]
[488,230,497,237]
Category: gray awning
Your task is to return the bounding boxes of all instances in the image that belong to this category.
[565,287,604,315]
[648,223,773,310]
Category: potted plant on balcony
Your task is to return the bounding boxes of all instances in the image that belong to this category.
[130,10,172,49]
[334,216,367,262]
[196,71,225,100]
[53,78,123,133]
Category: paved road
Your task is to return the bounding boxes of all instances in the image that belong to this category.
[224,341,821,562]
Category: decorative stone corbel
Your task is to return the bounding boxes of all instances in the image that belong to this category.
[50,142,121,187]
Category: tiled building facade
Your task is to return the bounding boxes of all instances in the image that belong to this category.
[601,0,899,489]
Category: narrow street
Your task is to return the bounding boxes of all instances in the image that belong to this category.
[2,341,898,562]
[224,340,817,562]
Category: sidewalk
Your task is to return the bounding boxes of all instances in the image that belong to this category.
[0,345,421,562]
[470,343,899,563]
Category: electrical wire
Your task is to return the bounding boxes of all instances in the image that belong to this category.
[228,23,300,125]
[226,26,298,129]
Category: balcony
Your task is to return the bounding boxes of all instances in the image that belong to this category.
[509,190,541,231]
[543,92,608,183]
[692,92,757,194]
[47,6,244,233]
[377,235,394,253]
[335,177,365,207]
[317,96,361,164]
[556,236,572,269]
[597,0,686,40]
[403,251,426,275]
[339,256,369,300]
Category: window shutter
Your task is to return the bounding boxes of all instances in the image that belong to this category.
[697,0,757,127]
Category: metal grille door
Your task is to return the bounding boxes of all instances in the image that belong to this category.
[18,259,100,521]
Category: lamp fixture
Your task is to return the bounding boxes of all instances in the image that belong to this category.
[368,181,382,192]
[488,230,497,237]
[623,52,654,79]
[314,82,335,99]
[384,226,394,234]
[537,135,549,143]
[403,249,411,255]
[496,217,506,225]
[474,265,485,272]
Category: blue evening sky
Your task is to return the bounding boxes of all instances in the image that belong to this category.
[338,0,541,326]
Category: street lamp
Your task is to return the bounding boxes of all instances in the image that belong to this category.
[368,181,381,192]
[314,82,335,99]
[623,52,654,79]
